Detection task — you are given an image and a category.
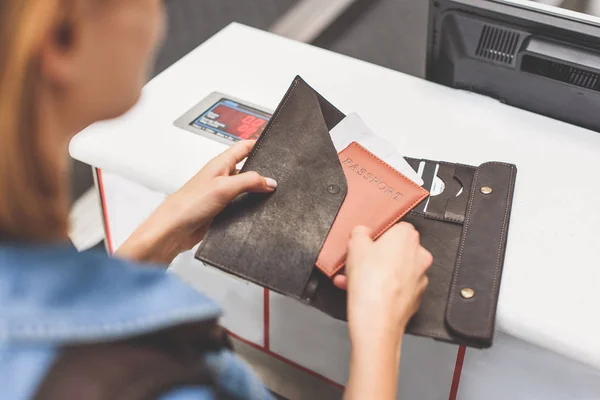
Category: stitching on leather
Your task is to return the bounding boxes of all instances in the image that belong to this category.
[315,260,330,275]
[409,210,464,224]
[198,78,301,256]
[318,143,429,276]
[240,79,301,171]
[197,78,308,297]
[485,165,515,332]
[446,167,478,327]
[0,307,221,340]
[406,159,475,223]
[354,143,429,192]
[446,162,515,338]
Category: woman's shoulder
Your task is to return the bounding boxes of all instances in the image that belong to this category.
[34,322,271,400]
[1,336,272,400]
[0,242,264,399]
[0,242,221,344]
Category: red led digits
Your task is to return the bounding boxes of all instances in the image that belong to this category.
[236,115,266,139]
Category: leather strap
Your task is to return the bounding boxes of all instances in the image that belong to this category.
[445,162,517,347]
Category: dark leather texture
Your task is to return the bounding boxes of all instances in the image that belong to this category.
[196,77,348,299]
[444,162,516,346]
[196,77,517,348]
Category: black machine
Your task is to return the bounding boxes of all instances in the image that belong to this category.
[427,0,600,132]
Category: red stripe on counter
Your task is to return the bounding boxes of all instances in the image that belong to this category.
[449,345,467,400]
[97,169,114,254]
[264,288,270,350]
[228,331,345,391]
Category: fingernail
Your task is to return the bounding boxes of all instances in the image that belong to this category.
[265,177,278,189]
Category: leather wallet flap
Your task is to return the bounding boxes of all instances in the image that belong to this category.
[196,77,348,298]
[445,162,517,347]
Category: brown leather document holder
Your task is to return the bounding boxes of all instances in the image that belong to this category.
[196,76,517,348]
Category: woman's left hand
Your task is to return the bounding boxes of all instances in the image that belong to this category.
[117,140,277,264]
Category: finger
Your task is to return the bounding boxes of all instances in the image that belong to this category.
[377,222,417,247]
[351,225,372,240]
[222,140,256,163]
[333,274,348,291]
[212,171,276,203]
[397,221,416,232]
[418,275,429,295]
[384,222,416,240]
[348,226,373,251]
[346,226,373,274]
[205,141,256,174]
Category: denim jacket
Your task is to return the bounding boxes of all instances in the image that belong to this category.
[0,242,271,400]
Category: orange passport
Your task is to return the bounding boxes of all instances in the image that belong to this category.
[316,142,430,277]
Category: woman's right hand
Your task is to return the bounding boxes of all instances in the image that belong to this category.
[340,223,432,400]
[340,222,433,347]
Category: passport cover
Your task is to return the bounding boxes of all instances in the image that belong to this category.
[316,142,429,277]
[196,76,517,349]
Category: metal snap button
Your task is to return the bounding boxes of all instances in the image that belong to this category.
[327,184,340,195]
[460,288,475,299]
[480,186,493,195]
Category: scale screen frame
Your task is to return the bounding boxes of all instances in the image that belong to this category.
[174,92,273,146]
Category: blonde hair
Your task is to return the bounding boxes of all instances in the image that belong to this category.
[0,0,70,241]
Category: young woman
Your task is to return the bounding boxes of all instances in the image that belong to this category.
[0,1,432,399]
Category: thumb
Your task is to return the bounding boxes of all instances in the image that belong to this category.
[212,171,277,203]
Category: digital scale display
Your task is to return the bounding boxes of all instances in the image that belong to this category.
[174,92,273,146]
[192,99,271,142]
